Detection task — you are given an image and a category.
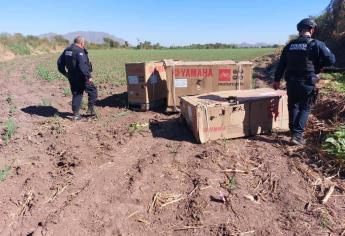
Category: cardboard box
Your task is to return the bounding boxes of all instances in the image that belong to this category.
[180,88,289,143]
[164,60,253,112]
[125,62,167,111]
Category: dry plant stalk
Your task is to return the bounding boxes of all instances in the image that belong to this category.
[126,211,140,219]
[237,230,256,236]
[321,185,335,204]
[174,225,206,231]
[220,169,249,174]
[148,193,158,213]
[148,192,185,212]
[18,191,34,216]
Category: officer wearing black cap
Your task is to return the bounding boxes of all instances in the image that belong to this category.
[57,36,98,120]
[273,18,336,145]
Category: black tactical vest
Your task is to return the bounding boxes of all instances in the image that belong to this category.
[64,44,79,72]
[286,37,315,73]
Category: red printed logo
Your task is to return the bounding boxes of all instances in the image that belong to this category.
[173,68,213,78]
[204,127,226,133]
[267,98,280,121]
[218,68,232,82]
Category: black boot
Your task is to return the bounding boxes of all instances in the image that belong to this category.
[72,111,81,121]
[86,106,96,116]
[290,133,306,146]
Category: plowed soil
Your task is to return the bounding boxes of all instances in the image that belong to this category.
[0,55,345,236]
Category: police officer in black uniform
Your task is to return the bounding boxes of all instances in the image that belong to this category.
[273,18,336,145]
[57,36,98,120]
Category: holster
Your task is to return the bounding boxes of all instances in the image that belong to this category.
[310,87,319,105]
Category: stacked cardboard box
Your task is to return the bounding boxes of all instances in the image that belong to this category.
[164,60,253,112]
[125,60,253,111]
[180,88,289,143]
[125,61,167,111]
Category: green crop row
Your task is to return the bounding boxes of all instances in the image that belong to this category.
[37,48,275,86]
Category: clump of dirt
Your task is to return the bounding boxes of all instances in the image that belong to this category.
[313,91,345,121]
[253,53,280,88]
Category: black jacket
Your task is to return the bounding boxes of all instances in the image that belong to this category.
[274,35,336,82]
[57,44,92,82]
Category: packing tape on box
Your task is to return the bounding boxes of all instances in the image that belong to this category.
[172,63,177,111]
[188,97,211,140]
[281,95,284,128]
[237,65,242,90]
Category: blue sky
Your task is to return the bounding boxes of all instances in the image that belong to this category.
[0,0,330,46]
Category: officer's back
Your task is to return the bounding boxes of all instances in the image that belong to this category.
[284,36,335,78]
[58,41,91,84]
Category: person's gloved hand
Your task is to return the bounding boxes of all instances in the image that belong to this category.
[272,81,280,90]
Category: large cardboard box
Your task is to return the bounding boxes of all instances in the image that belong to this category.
[125,62,167,111]
[164,60,253,112]
[180,88,289,143]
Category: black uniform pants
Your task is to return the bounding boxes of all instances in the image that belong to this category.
[69,79,98,114]
[286,78,314,137]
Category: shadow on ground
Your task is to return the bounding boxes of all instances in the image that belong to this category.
[150,117,196,143]
[96,92,128,108]
[21,106,71,119]
[250,132,291,146]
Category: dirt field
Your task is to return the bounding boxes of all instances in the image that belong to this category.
[0,55,345,236]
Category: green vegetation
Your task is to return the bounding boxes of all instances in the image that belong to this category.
[0,165,11,182]
[319,209,333,229]
[62,87,72,97]
[41,98,52,106]
[6,94,16,116]
[9,106,16,116]
[37,64,59,82]
[8,43,30,55]
[89,48,275,85]
[224,176,237,191]
[323,73,345,93]
[323,126,345,160]
[0,33,68,56]
[315,0,345,67]
[128,122,149,135]
[2,119,16,144]
[5,94,13,104]
[38,47,275,86]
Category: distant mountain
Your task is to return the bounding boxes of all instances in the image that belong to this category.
[38,32,58,40]
[38,31,126,45]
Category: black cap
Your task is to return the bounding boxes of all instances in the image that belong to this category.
[297,18,317,31]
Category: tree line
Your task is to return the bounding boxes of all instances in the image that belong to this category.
[314,0,345,66]
[0,33,281,56]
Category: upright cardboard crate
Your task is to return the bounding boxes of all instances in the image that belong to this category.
[125,62,167,111]
[164,60,253,112]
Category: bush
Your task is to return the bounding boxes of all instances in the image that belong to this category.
[315,0,345,66]
[323,73,345,93]
[8,43,30,55]
[323,126,345,160]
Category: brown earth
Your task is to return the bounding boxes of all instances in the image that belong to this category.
[0,43,15,62]
[0,55,345,236]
